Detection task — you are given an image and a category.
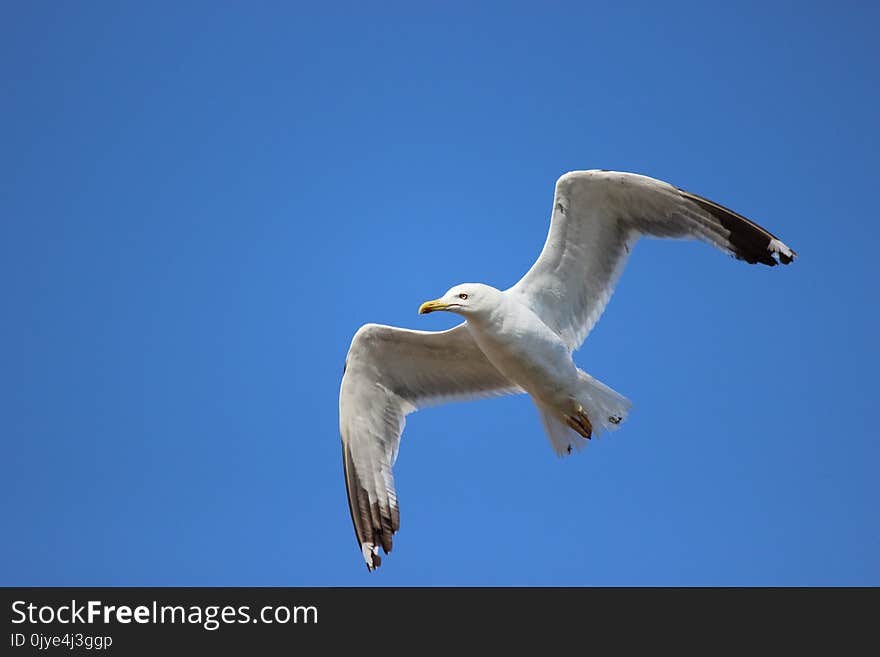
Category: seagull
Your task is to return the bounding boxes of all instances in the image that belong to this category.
[339,170,796,570]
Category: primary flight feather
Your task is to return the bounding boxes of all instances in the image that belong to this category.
[338,170,796,570]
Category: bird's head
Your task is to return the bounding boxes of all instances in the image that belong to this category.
[418,283,501,318]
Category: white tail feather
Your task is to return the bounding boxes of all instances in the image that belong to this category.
[535,371,632,457]
[536,401,585,456]
[576,370,632,436]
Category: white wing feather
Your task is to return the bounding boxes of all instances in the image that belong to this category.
[339,322,521,569]
[509,170,796,351]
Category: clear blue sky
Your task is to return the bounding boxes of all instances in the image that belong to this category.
[2,1,877,586]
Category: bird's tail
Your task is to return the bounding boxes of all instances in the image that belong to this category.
[535,371,632,456]
[576,370,632,434]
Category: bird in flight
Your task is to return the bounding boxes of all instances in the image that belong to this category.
[338,170,796,570]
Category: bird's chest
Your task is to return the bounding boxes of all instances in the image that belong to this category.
[465,309,574,394]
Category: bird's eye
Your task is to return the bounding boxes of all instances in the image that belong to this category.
[458,293,468,300]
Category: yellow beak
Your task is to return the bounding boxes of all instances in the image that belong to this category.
[418,299,449,314]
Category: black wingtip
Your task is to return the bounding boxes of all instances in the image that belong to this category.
[683,191,796,268]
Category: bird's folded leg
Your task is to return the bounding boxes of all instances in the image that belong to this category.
[565,407,593,439]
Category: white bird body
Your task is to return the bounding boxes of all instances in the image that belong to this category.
[463,287,577,409]
[453,285,630,451]
[338,169,797,570]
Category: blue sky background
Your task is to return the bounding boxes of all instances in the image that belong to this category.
[2,2,877,586]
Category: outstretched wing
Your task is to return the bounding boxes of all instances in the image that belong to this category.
[509,170,796,351]
[339,322,522,570]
